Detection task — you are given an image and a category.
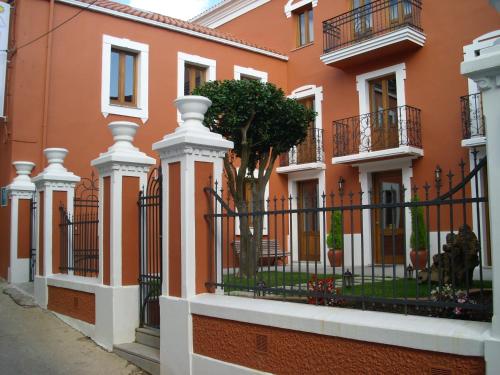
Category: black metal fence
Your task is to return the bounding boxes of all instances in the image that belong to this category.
[333,105,422,157]
[138,167,162,329]
[461,93,485,140]
[59,173,99,277]
[280,127,324,167]
[205,152,491,321]
[323,0,423,53]
[29,195,37,282]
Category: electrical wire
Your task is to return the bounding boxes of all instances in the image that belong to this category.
[8,0,99,54]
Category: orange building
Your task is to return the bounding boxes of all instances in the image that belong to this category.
[0,0,500,374]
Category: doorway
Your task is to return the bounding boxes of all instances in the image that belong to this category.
[298,179,320,261]
[369,74,399,151]
[372,170,404,264]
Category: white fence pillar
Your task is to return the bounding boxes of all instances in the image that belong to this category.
[91,121,155,350]
[7,161,36,283]
[153,96,233,375]
[32,148,80,307]
[461,37,500,374]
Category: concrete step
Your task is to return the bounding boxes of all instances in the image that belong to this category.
[114,342,160,375]
[136,327,160,349]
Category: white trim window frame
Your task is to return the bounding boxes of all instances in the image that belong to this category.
[287,85,324,164]
[177,52,216,122]
[234,65,268,82]
[284,0,318,18]
[101,35,149,123]
[356,63,406,153]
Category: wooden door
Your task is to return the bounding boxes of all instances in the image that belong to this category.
[352,0,372,38]
[297,97,317,164]
[388,0,413,26]
[298,180,320,261]
[372,171,404,264]
[369,74,399,151]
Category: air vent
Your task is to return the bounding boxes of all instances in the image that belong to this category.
[430,367,452,375]
[256,334,268,353]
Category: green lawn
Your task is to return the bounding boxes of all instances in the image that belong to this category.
[223,271,334,289]
[223,271,492,299]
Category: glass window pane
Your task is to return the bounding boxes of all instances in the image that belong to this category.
[299,13,306,45]
[110,50,119,101]
[184,66,191,95]
[124,53,135,103]
[308,11,314,42]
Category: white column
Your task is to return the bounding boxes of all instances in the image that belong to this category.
[7,161,36,283]
[91,121,155,350]
[32,148,80,307]
[153,96,233,375]
[461,38,500,375]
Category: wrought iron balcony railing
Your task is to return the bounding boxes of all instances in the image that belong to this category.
[280,127,324,167]
[323,0,423,53]
[333,105,422,158]
[461,93,486,140]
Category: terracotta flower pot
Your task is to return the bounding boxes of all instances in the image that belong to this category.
[410,249,429,270]
[328,249,342,267]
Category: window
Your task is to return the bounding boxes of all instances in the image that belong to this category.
[184,64,207,95]
[296,8,314,47]
[177,52,216,122]
[352,0,372,37]
[234,66,268,82]
[101,35,149,122]
[110,49,137,106]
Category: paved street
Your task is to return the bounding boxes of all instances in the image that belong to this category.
[0,280,146,375]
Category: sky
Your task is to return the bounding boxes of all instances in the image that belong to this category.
[116,0,222,21]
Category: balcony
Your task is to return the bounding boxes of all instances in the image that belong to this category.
[332,105,423,164]
[321,0,425,68]
[461,93,486,148]
[277,127,325,174]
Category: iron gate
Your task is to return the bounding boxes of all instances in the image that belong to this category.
[138,167,163,328]
[59,173,99,276]
[29,195,37,282]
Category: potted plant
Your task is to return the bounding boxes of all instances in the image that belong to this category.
[410,196,429,270]
[326,210,343,267]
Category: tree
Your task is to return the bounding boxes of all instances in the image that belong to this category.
[193,79,316,277]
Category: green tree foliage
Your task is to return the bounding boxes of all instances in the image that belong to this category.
[193,80,316,276]
[410,196,428,250]
[326,210,344,249]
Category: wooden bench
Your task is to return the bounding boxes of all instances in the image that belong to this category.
[232,239,290,266]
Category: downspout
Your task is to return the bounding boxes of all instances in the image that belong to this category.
[40,0,54,164]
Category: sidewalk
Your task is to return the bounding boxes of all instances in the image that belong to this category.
[0,280,147,375]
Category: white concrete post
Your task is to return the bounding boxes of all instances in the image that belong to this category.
[91,121,155,350]
[153,96,233,375]
[7,161,36,283]
[461,38,500,374]
[32,148,80,307]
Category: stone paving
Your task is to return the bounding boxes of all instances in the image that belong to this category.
[0,279,147,375]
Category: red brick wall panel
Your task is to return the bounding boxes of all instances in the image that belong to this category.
[193,315,485,375]
[47,286,95,324]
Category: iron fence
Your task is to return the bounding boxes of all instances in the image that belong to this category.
[59,173,99,277]
[333,105,422,157]
[280,127,324,167]
[138,167,162,329]
[29,195,37,282]
[461,93,485,140]
[205,152,491,321]
[323,0,423,53]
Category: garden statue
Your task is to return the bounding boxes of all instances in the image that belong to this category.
[418,224,480,286]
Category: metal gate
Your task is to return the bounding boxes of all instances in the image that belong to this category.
[59,173,99,277]
[138,167,163,328]
[29,195,37,282]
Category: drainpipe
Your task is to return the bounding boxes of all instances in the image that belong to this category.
[40,0,55,166]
